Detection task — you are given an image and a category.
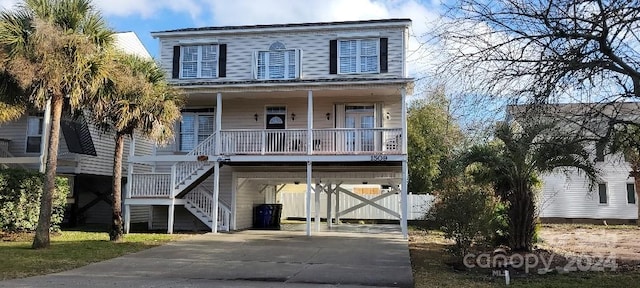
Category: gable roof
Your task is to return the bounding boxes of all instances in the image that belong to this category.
[152,18,412,37]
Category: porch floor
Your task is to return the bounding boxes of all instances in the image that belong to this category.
[0,225,413,288]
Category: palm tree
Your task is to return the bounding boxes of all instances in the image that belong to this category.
[92,52,182,241]
[463,122,598,251]
[0,0,113,248]
[609,124,640,226]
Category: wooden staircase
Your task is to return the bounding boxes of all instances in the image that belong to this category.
[129,132,230,231]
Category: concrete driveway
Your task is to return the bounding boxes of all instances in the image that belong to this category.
[0,224,413,287]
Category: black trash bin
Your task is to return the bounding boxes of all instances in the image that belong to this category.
[253,204,282,230]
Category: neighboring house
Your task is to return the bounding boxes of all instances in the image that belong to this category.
[508,103,639,224]
[124,19,413,237]
[0,32,154,226]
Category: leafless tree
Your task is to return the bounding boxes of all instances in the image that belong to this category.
[431,0,639,109]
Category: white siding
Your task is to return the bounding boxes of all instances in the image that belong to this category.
[235,179,266,230]
[540,156,637,220]
[158,26,406,82]
[114,32,152,59]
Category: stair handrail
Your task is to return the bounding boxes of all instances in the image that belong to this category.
[184,186,231,231]
[172,132,217,190]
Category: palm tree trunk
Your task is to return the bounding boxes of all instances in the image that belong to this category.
[110,133,125,241]
[32,95,63,249]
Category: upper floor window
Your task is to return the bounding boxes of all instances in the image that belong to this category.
[339,39,379,74]
[330,38,387,75]
[181,45,218,78]
[26,116,43,153]
[254,42,300,80]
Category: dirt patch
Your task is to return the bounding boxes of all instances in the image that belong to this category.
[537,224,640,271]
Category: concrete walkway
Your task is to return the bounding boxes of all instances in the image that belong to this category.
[1,225,413,288]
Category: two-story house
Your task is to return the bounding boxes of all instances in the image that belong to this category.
[508,103,639,224]
[0,32,155,226]
[124,19,413,237]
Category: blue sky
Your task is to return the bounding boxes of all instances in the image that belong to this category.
[3,0,441,58]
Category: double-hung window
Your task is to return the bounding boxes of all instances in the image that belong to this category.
[26,116,44,153]
[181,45,218,78]
[338,39,379,74]
[254,41,300,80]
[257,50,297,79]
[179,113,215,152]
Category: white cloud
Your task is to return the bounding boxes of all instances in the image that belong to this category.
[94,0,202,20]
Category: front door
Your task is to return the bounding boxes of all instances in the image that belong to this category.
[345,105,375,152]
[265,106,286,152]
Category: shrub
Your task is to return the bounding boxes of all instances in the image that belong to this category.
[429,184,499,259]
[0,168,69,232]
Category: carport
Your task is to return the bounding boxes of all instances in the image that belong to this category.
[232,164,408,238]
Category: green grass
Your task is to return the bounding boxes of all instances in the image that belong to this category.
[410,229,640,287]
[0,231,182,280]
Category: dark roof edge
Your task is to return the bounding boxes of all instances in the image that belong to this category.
[153,18,412,34]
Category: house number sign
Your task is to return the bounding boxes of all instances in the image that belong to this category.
[371,154,388,161]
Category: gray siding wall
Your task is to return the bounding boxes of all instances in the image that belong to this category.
[78,127,155,176]
[130,205,150,223]
[235,179,266,230]
[0,115,74,170]
[158,26,405,82]
[540,155,637,219]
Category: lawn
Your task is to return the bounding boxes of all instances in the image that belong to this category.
[410,227,640,287]
[0,231,182,280]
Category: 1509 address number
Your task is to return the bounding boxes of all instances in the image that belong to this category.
[371,154,388,161]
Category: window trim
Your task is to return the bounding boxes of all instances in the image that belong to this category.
[627,183,636,204]
[180,44,219,79]
[254,49,301,80]
[337,38,380,75]
[178,112,215,152]
[597,183,608,205]
[26,116,44,154]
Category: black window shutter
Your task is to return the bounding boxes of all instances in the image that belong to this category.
[172,46,180,79]
[380,38,388,73]
[218,44,227,78]
[329,40,337,74]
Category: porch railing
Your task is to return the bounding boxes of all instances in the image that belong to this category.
[221,129,308,155]
[130,173,172,198]
[219,128,402,155]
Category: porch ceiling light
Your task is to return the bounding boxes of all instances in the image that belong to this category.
[254,113,259,121]
[326,112,331,120]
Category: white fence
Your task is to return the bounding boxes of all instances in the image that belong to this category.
[280,192,434,220]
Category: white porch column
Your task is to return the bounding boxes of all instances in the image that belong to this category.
[215,92,222,155]
[305,161,312,236]
[401,86,409,239]
[401,87,408,154]
[211,162,220,233]
[167,201,175,234]
[315,182,321,232]
[39,98,52,173]
[401,160,409,239]
[124,137,135,234]
[307,90,313,155]
[334,185,340,225]
[326,183,333,229]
